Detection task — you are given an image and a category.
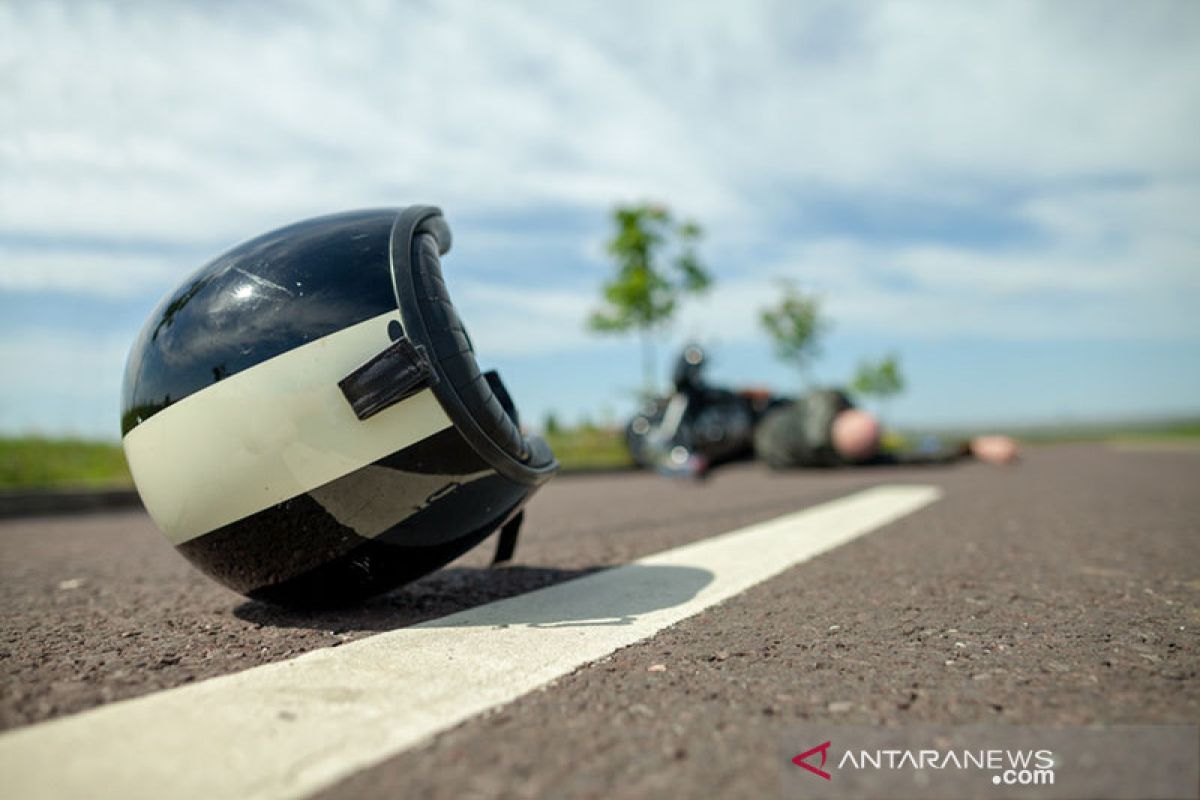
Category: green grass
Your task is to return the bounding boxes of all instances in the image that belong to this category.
[0,436,132,489]
[543,427,633,471]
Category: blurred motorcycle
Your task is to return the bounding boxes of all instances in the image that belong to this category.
[624,344,785,477]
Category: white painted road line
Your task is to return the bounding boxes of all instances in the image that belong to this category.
[1,484,941,800]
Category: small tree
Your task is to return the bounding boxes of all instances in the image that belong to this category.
[851,353,906,422]
[759,281,828,387]
[543,411,561,437]
[587,203,710,395]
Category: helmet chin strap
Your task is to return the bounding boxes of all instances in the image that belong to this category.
[491,510,524,566]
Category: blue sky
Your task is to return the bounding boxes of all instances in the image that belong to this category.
[1,0,1198,439]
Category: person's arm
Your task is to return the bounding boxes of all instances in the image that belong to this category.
[876,434,1018,466]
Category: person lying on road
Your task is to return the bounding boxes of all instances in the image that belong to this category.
[753,388,1018,470]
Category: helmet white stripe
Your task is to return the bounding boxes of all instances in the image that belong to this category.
[308,465,493,539]
[123,312,453,545]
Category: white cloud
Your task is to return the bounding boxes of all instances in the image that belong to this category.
[1,0,1199,436]
[454,280,600,357]
[5,1,1197,247]
[0,246,183,297]
[525,0,1200,192]
[0,0,734,247]
[474,177,1200,351]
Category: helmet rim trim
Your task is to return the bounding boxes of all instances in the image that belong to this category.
[388,205,556,488]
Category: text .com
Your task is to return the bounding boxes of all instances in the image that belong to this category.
[993,767,1055,786]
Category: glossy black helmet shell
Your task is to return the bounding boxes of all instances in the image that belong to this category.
[121,206,557,607]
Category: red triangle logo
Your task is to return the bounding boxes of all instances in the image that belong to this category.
[792,740,832,780]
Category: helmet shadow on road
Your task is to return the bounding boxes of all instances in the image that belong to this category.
[231,563,712,633]
[422,563,714,629]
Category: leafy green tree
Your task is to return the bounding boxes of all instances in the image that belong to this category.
[759,281,828,387]
[851,353,906,420]
[543,411,561,437]
[587,203,710,394]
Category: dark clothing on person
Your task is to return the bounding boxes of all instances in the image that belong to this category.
[753,388,854,468]
[753,388,971,469]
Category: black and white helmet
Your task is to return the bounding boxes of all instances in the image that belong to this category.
[121,206,558,607]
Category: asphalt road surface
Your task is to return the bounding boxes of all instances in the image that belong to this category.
[2,443,1197,798]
